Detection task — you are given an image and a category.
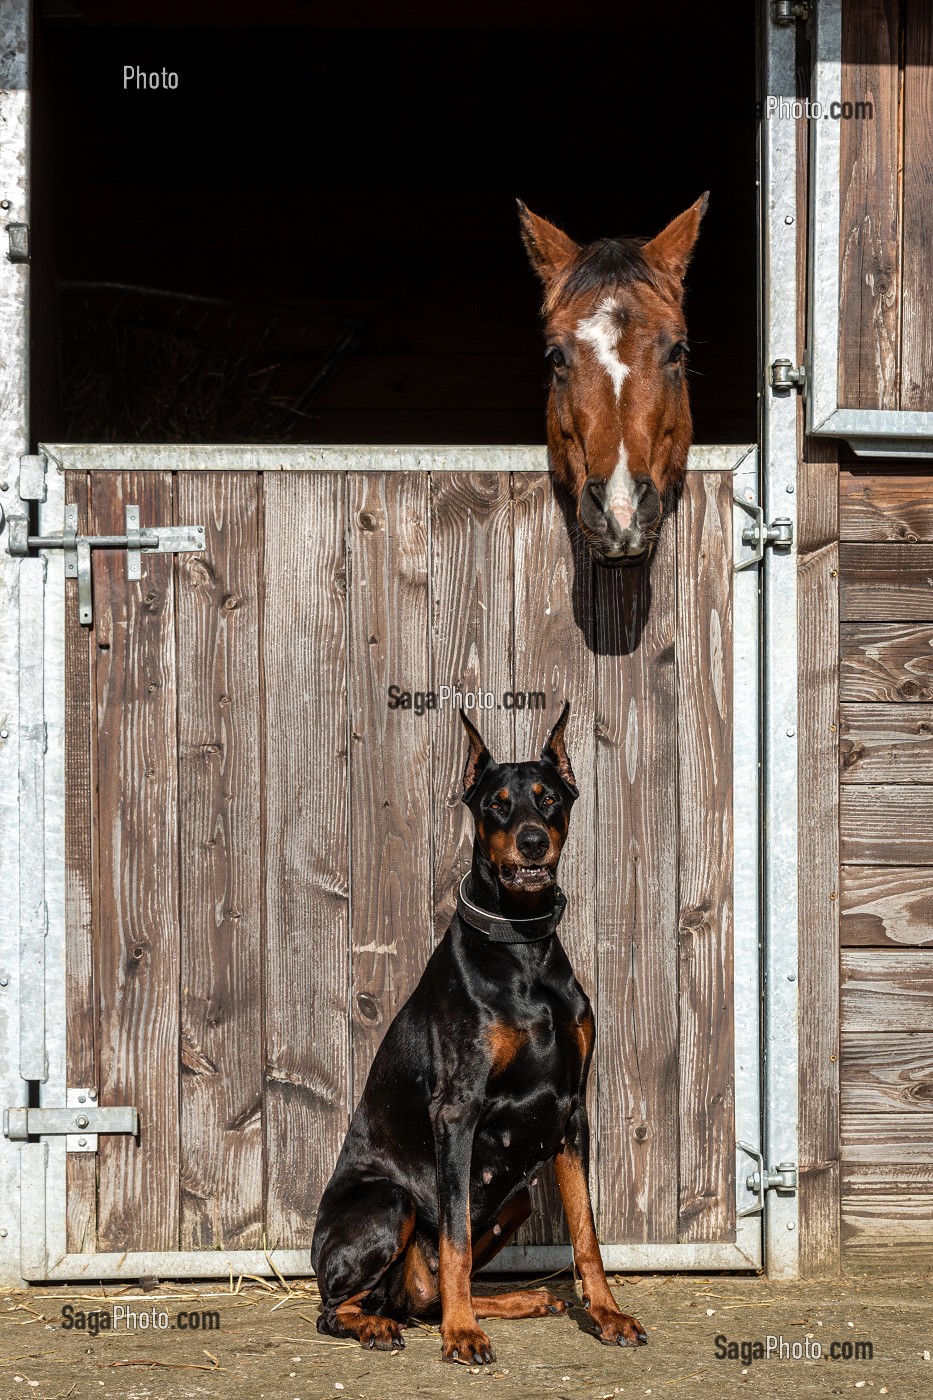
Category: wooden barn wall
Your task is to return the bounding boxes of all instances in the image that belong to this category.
[838,0,933,411]
[64,467,736,1258]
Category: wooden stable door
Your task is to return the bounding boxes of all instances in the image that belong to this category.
[50,446,760,1278]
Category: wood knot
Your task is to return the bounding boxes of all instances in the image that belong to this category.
[358,512,378,532]
[356,993,380,1023]
[634,1124,648,1142]
[222,593,241,611]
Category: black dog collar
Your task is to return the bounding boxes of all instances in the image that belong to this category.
[456,875,567,944]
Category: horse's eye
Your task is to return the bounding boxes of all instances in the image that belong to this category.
[668,341,688,365]
[546,345,566,370]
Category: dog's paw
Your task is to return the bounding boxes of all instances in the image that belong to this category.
[358,1315,405,1351]
[441,1323,495,1365]
[536,1289,568,1316]
[590,1306,648,1347]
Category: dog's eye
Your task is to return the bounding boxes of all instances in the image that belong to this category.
[542,795,557,808]
[488,800,503,813]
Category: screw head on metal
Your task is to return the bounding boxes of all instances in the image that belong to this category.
[0,731,8,741]
[0,481,7,491]
[786,484,795,493]
[786,728,795,738]
[78,1094,86,1103]
[75,1114,89,1129]
[0,1226,7,1237]
[89,1089,97,1101]
[0,978,7,988]
[788,973,797,982]
[787,1221,796,1230]
[784,214,794,225]
[77,1137,87,1148]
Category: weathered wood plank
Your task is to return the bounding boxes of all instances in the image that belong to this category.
[842,1190,933,1271]
[511,474,596,1245]
[840,784,933,864]
[839,543,933,621]
[263,472,349,1246]
[840,865,933,947]
[92,471,180,1252]
[428,474,513,945]
[841,1113,933,1165]
[840,949,933,1032]
[176,472,263,1249]
[798,537,841,1276]
[900,2,933,411]
[675,474,734,1244]
[840,470,933,542]
[840,702,933,782]
[840,622,933,702]
[840,1032,933,1112]
[347,473,432,1104]
[838,0,901,410]
[64,473,97,1255]
[592,513,679,1246]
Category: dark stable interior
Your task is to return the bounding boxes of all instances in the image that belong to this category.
[32,1,757,447]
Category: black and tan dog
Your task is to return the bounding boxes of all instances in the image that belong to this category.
[310,703,647,1363]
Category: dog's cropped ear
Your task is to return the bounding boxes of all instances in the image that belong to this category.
[460,710,492,801]
[540,701,578,796]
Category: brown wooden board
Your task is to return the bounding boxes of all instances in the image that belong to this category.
[840,784,933,863]
[840,702,933,782]
[91,471,180,1252]
[840,865,933,947]
[840,622,933,702]
[840,949,933,1032]
[262,472,350,1246]
[840,1032,933,1112]
[593,517,679,1245]
[175,472,264,1249]
[510,475,595,1244]
[841,1188,933,1270]
[899,1,933,412]
[347,473,433,1103]
[428,473,514,944]
[841,1113,933,1164]
[839,543,933,620]
[64,473,97,1255]
[673,473,735,1244]
[838,0,902,411]
[840,470,933,542]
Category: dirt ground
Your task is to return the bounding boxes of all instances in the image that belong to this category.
[1,1271,930,1400]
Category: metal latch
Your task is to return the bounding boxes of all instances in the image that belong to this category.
[4,1089,138,1153]
[771,0,810,23]
[6,222,29,263]
[738,1142,798,1215]
[770,357,807,393]
[20,502,205,626]
[734,498,794,571]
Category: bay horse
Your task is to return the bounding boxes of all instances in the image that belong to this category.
[518,195,708,566]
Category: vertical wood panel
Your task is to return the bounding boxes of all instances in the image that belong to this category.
[511,475,596,1244]
[64,473,97,1255]
[429,474,513,944]
[92,471,180,1252]
[838,0,901,410]
[798,530,841,1276]
[594,517,679,1244]
[176,472,263,1249]
[899,1,933,410]
[347,473,432,1104]
[675,474,734,1243]
[263,472,349,1246]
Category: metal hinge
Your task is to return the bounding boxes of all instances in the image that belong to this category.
[6,222,29,263]
[734,498,794,571]
[771,0,810,23]
[4,1089,138,1153]
[770,357,807,393]
[13,500,205,626]
[738,1142,798,1214]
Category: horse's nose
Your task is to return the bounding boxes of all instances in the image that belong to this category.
[633,477,661,527]
[516,826,550,861]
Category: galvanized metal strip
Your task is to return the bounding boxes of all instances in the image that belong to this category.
[40,443,754,475]
[762,1,800,1278]
[0,0,31,1288]
[18,1144,48,1281]
[18,555,46,1082]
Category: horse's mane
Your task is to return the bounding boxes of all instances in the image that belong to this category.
[556,237,666,306]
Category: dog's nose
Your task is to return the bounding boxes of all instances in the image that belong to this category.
[515,826,549,861]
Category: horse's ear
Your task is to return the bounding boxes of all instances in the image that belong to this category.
[642,192,709,290]
[460,710,493,800]
[517,200,580,286]
[540,701,578,796]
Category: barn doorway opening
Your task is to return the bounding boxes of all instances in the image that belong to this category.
[33,1,757,447]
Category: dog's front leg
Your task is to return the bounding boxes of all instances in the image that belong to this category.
[555,1106,648,1347]
[431,1091,495,1364]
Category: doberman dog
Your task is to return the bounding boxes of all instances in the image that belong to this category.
[311,703,647,1363]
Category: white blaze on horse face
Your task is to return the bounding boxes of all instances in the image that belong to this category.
[576,298,639,533]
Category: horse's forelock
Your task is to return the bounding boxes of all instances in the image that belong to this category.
[548,237,666,313]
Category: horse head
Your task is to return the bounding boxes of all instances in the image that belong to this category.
[519,195,708,566]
